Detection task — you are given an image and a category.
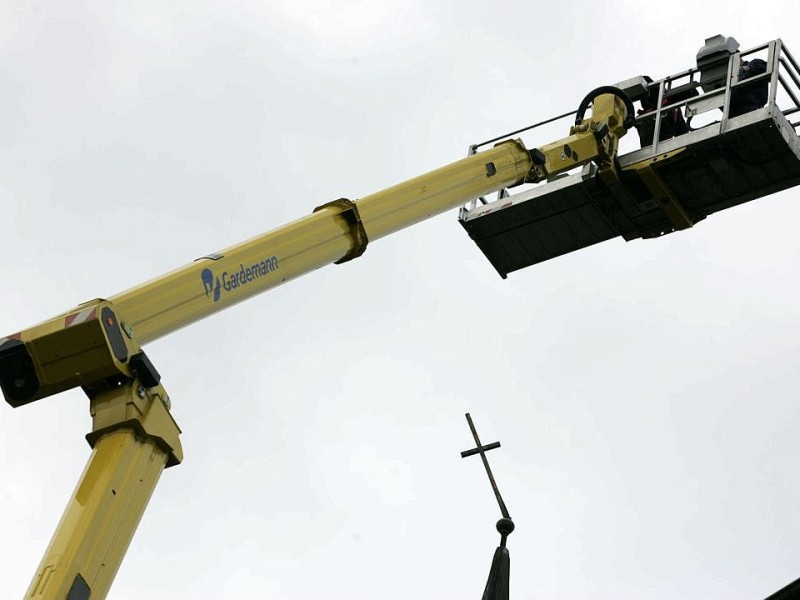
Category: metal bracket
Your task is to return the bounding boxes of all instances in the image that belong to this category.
[626,148,694,231]
[313,198,369,263]
[0,300,140,407]
[87,379,182,467]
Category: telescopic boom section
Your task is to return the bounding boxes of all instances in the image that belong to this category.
[0,140,532,409]
[101,90,631,346]
[1,90,632,410]
[111,140,534,344]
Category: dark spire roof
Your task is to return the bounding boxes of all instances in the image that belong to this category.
[481,518,515,600]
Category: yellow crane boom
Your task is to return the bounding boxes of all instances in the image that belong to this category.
[4,34,800,599]
[0,91,630,599]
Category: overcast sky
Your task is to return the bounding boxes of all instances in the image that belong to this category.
[2,2,800,599]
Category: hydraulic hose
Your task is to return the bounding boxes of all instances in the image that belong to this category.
[575,86,636,130]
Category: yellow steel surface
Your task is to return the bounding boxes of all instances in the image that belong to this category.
[534,132,603,179]
[110,141,533,344]
[111,208,352,344]
[626,148,693,230]
[526,93,630,183]
[88,381,183,466]
[25,429,168,599]
[356,140,533,240]
[592,94,628,139]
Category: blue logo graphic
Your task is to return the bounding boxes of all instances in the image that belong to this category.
[201,268,221,302]
[200,256,279,303]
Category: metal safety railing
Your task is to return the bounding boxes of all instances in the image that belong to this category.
[462,38,800,214]
[642,39,800,153]
[465,109,578,208]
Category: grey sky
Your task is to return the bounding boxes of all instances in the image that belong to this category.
[2,2,800,599]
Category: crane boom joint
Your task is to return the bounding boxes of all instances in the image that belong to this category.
[313,197,369,263]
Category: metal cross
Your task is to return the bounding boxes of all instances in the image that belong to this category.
[460,413,510,519]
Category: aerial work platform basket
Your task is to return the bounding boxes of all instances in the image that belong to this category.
[460,38,800,277]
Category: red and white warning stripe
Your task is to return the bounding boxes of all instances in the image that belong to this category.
[0,333,21,348]
[65,307,97,328]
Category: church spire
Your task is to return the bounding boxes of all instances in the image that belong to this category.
[461,413,514,600]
